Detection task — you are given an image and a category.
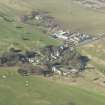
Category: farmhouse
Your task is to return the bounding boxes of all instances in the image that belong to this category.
[35,15,42,20]
[51,30,69,40]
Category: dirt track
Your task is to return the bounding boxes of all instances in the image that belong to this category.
[73,0,105,9]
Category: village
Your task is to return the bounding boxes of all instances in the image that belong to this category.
[0,10,105,78]
[1,0,105,105]
[0,42,89,77]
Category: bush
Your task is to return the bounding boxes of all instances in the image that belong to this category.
[17,64,44,76]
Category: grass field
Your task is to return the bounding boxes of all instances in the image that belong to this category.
[0,16,60,51]
[0,0,105,105]
[0,68,105,105]
[0,0,105,48]
[79,40,105,74]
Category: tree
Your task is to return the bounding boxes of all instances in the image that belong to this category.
[79,56,90,71]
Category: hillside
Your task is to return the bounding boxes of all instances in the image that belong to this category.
[0,0,105,105]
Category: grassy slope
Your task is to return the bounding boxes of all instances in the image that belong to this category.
[1,0,105,34]
[0,17,60,51]
[0,68,105,105]
[0,0,105,48]
[0,0,61,51]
